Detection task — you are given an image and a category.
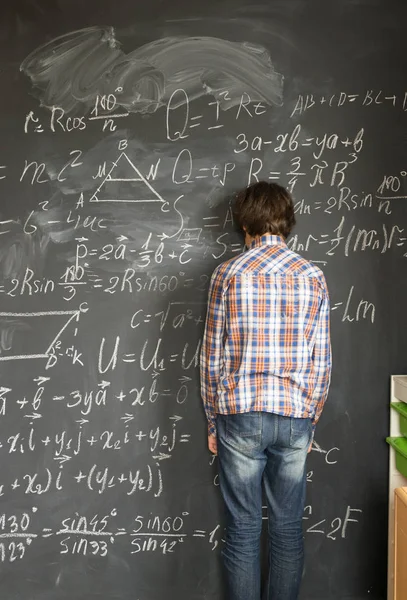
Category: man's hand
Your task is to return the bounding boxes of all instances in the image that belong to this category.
[208,435,217,455]
[308,439,313,453]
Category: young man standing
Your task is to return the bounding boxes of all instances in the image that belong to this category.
[200,181,332,600]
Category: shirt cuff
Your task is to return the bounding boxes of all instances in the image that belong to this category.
[208,418,217,437]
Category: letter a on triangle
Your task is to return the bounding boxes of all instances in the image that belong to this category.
[90,152,165,204]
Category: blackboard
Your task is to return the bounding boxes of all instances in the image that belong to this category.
[0,1,406,599]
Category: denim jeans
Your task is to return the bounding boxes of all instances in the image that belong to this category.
[216,412,312,600]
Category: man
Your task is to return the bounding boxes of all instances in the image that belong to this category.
[200,181,332,600]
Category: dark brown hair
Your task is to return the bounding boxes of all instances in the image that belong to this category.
[234,181,296,239]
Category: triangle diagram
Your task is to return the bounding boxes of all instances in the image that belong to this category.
[90,152,164,204]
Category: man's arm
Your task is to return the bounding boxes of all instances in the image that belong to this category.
[200,267,226,438]
[311,278,332,432]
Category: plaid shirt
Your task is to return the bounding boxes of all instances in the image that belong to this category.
[200,234,332,436]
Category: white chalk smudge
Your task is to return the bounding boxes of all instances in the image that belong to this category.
[20,26,284,114]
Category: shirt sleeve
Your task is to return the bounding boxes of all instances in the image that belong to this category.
[200,267,226,437]
[311,277,332,432]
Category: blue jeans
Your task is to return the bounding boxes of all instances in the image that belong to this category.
[216,412,312,600]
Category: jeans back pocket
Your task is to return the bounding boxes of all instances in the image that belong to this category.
[224,412,262,451]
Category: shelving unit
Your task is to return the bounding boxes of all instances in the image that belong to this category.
[388,375,407,600]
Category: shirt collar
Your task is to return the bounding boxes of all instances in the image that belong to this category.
[249,234,286,249]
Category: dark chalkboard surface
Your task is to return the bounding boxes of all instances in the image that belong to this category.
[0,1,406,599]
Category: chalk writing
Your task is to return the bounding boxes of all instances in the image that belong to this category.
[0,24,402,600]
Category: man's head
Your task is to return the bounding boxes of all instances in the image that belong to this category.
[234,181,296,245]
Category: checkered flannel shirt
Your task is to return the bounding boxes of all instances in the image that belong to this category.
[200,234,332,436]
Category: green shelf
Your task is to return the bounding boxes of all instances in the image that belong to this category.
[387,436,407,478]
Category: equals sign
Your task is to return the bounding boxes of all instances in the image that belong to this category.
[42,528,54,538]
[115,528,127,536]
[196,169,210,180]
[268,172,280,180]
[169,354,178,362]
[0,220,12,236]
[331,302,343,311]
[180,434,191,443]
[189,115,203,128]
[193,530,206,537]
[203,217,220,228]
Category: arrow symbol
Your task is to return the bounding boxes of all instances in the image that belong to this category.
[157,233,169,241]
[33,376,50,385]
[152,452,172,461]
[151,371,160,379]
[24,413,42,420]
[98,380,111,389]
[0,386,12,394]
[75,237,88,242]
[178,376,192,383]
[117,235,128,242]
[121,413,134,424]
[181,243,192,249]
[169,415,182,422]
[76,418,89,426]
[54,454,71,464]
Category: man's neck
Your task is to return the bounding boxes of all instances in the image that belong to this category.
[245,232,282,246]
